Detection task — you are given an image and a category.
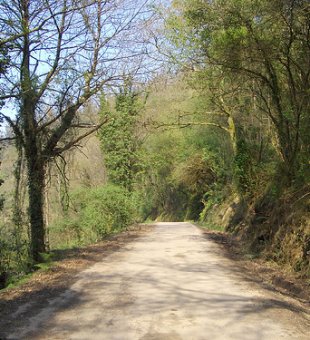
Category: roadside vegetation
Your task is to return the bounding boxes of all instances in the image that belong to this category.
[0,0,309,289]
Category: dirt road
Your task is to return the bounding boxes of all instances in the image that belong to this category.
[6,222,310,339]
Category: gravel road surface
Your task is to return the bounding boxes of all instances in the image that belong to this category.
[7,222,309,339]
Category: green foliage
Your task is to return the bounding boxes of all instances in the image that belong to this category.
[99,84,144,191]
[136,130,188,221]
[0,224,30,288]
[50,184,137,248]
[136,95,232,221]
[0,233,11,286]
[168,0,310,184]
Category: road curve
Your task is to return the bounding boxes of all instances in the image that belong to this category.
[9,222,309,339]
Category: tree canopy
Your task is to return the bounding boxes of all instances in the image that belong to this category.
[166,0,310,183]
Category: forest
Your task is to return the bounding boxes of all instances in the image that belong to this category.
[0,0,309,289]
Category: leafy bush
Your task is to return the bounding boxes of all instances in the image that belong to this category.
[0,225,30,288]
[50,184,137,247]
[0,233,10,288]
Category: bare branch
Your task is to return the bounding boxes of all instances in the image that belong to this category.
[0,113,24,145]
[51,116,109,157]
[0,136,16,142]
[152,120,230,133]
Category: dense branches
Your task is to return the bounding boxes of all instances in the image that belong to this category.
[167,0,310,183]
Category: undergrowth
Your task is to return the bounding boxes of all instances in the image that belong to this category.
[0,184,139,290]
[49,184,138,248]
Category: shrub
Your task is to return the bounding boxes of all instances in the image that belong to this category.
[0,224,30,288]
[50,184,137,247]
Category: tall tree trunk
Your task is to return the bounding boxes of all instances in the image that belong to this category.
[26,151,46,262]
[277,122,298,184]
[20,0,46,262]
[228,116,252,194]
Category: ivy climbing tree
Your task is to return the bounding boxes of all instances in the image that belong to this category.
[99,81,144,191]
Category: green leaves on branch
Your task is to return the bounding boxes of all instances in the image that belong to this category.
[168,0,310,184]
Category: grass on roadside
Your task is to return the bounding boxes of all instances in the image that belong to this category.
[198,222,225,232]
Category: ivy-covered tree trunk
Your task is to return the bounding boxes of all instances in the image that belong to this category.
[276,121,299,184]
[26,152,46,262]
[99,82,142,191]
[22,89,47,262]
[19,0,45,262]
[228,116,251,194]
